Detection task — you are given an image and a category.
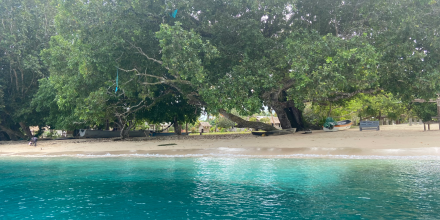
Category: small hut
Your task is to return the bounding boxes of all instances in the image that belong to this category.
[256,116,281,128]
[269,117,281,128]
[198,122,212,133]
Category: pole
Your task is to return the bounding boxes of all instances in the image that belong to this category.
[437,98,440,130]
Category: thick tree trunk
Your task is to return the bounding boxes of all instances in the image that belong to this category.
[0,125,25,141]
[271,105,292,129]
[19,122,33,139]
[219,109,278,131]
[117,117,129,139]
[120,122,136,139]
[271,100,305,131]
[119,123,127,139]
[120,128,130,139]
[286,102,305,130]
[173,117,182,135]
[264,90,305,131]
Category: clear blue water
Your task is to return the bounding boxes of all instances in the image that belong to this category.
[1,158,440,219]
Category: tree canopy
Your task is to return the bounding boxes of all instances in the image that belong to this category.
[0,0,439,139]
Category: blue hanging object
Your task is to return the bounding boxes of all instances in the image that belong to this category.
[170,9,178,18]
[115,68,118,94]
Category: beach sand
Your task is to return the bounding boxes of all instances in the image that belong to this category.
[1,124,439,158]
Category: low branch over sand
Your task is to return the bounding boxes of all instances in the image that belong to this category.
[1,125,439,158]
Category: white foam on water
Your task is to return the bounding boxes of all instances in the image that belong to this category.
[1,152,440,160]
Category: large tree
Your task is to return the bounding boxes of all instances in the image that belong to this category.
[0,0,56,140]
[31,0,440,136]
[40,0,201,138]
[145,0,440,130]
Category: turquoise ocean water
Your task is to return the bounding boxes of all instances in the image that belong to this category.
[1,157,439,219]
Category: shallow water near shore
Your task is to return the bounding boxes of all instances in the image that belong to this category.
[1,158,440,219]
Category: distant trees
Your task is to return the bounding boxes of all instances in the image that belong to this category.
[412,103,438,123]
[259,118,270,124]
[217,117,235,130]
[302,93,412,127]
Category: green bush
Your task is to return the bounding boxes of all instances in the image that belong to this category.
[217,117,235,129]
[45,131,60,139]
[413,103,437,122]
[249,117,257,122]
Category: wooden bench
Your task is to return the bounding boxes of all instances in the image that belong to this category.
[360,121,380,131]
[423,120,440,131]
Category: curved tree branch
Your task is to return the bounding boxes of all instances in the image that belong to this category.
[219,109,278,131]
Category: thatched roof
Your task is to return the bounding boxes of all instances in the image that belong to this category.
[199,122,212,127]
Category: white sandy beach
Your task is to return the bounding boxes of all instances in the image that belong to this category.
[0,124,439,158]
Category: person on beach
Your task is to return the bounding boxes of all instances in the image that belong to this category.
[29,137,38,146]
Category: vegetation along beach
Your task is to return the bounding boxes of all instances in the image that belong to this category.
[1,0,440,219]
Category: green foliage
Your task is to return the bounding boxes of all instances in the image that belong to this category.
[32,78,82,130]
[217,117,235,129]
[38,0,201,133]
[2,0,440,137]
[45,130,61,139]
[285,31,381,102]
[412,103,437,122]
[303,93,409,126]
[259,117,270,124]
[0,0,56,137]
[249,117,257,122]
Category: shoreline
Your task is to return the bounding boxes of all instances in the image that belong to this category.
[1,125,439,159]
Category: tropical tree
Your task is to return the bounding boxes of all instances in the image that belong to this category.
[0,0,56,140]
[147,0,440,131]
[412,103,438,123]
[39,0,201,138]
[25,0,440,138]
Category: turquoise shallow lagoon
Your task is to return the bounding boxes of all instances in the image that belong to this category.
[1,158,439,219]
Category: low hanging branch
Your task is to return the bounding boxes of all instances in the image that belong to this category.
[219,109,278,131]
[127,42,283,132]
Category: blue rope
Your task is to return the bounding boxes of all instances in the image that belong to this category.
[170,9,178,18]
[115,68,118,94]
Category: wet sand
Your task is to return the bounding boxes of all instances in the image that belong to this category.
[1,124,439,159]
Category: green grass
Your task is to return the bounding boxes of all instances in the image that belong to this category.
[189,131,252,136]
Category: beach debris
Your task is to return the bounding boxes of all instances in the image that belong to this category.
[158,143,177,146]
[302,130,312,134]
